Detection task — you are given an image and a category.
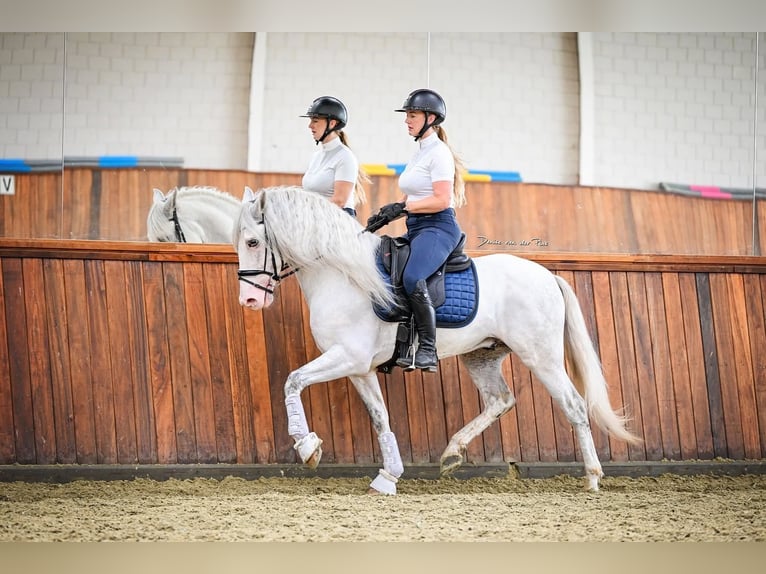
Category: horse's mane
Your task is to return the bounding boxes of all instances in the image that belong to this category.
[236,186,394,308]
[171,186,241,206]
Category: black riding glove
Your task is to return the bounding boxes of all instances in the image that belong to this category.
[365,202,407,232]
[379,202,407,221]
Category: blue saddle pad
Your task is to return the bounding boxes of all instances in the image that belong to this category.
[374,261,479,328]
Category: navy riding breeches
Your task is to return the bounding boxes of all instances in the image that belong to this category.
[402,208,462,295]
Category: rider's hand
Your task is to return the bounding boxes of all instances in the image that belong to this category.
[378,202,407,221]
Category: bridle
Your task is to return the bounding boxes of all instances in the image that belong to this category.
[236,214,298,295]
[170,206,187,243]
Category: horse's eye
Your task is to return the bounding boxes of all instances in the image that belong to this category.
[246,238,259,248]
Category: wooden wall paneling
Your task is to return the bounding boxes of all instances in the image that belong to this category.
[661,273,700,460]
[202,263,238,463]
[380,370,413,464]
[126,170,146,242]
[141,261,178,464]
[403,369,430,463]
[529,369,558,462]
[125,261,157,463]
[102,260,138,463]
[626,272,663,460]
[437,355,465,459]
[3,258,37,463]
[7,176,30,238]
[260,292,295,462]
[421,369,450,463]
[609,272,646,460]
[21,258,57,463]
[240,303,276,463]
[296,296,336,464]
[222,266,256,464]
[326,375,355,463]
[41,259,76,463]
[62,169,91,240]
[726,274,761,459]
[0,261,16,463]
[27,174,44,238]
[498,357,522,462]
[679,273,715,458]
[346,379,377,465]
[160,262,198,463]
[746,275,766,454]
[62,259,98,463]
[590,271,628,461]
[644,272,682,460]
[84,259,119,463]
[708,273,745,459]
[508,353,539,462]
[182,262,218,463]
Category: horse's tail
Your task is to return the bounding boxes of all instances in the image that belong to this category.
[554,275,642,445]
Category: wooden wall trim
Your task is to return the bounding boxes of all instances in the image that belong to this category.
[1,239,765,274]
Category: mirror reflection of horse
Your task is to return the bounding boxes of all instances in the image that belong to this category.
[147,186,241,243]
[234,185,640,495]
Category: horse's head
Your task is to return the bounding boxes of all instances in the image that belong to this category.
[147,188,207,243]
[234,186,285,310]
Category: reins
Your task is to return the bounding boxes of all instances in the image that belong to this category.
[170,206,187,243]
[237,212,298,295]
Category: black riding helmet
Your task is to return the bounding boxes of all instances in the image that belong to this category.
[300,96,348,144]
[395,89,446,140]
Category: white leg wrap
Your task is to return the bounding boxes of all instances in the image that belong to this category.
[369,469,398,495]
[285,394,309,439]
[294,432,322,464]
[378,431,404,478]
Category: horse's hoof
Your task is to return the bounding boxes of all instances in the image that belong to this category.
[584,470,603,492]
[295,433,323,469]
[366,488,382,495]
[440,454,463,476]
[305,443,323,469]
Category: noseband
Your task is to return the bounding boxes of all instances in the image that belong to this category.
[237,216,298,295]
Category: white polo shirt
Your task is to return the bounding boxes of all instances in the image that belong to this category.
[302,137,358,210]
[398,133,455,208]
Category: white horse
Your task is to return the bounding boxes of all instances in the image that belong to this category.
[234,185,641,495]
[147,186,241,243]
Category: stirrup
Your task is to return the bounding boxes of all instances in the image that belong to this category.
[396,352,416,371]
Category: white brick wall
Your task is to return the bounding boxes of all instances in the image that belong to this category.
[1,32,764,191]
[61,32,253,169]
[592,32,762,190]
[0,33,64,159]
[262,32,580,184]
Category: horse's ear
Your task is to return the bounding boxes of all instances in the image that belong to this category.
[152,188,166,203]
[243,186,256,203]
[166,188,178,210]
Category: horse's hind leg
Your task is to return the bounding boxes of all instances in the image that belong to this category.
[440,344,515,476]
[529,361,603,491]
[348,373,404,495]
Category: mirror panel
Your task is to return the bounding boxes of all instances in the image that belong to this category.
[2,32,761,255]
[0,33,64,239]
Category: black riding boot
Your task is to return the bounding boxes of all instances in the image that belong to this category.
[409,279,438,372]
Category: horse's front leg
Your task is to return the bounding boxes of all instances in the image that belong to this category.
[349,373,404,496]
[283,345,372,469]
